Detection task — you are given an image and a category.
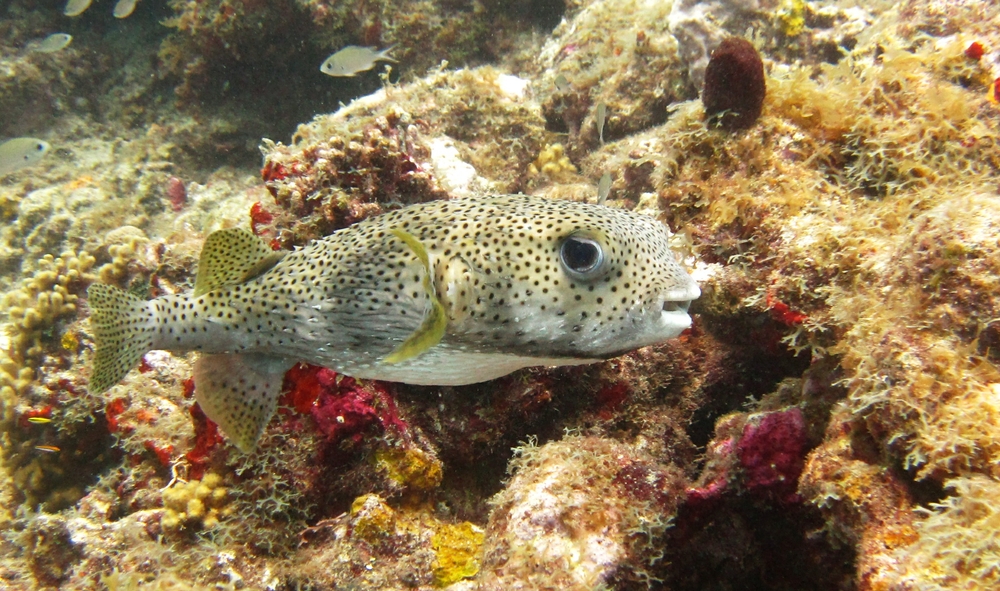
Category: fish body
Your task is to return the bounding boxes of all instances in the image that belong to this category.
[554,74,571,93]
[27,33,73,53]
[113,0,138,18]
[597,102,607,144]
[64,0,92,16]
[0,138,50,176]
[597,173,611,204]
[88,195,699,450]
[320,45,395,77]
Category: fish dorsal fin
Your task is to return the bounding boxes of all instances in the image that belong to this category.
[383,229,448,364]
[193,353,294,452]
[194,228,285,296]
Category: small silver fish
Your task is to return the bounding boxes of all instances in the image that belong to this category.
[597,102,607,144]
[88,195,700,452]
[0,138,50,176]
[27,33,73,53]
[598,173,612,205]
[554,74,571,93]
[64,0,92,17]
[320,45,396,77]
[113,0,138,18]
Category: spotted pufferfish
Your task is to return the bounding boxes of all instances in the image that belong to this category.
[88,195,700,452]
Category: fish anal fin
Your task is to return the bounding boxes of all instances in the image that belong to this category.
[194,228,285,296]
[383,229,448,364]
[193,353,293,453]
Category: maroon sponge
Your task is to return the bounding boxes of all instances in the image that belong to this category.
[702,38,766,131]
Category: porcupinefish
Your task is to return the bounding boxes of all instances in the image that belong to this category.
[320,45,396,77]
[88,195,700,451]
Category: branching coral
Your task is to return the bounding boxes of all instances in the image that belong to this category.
[526,143,578,182]
[1,250,95,383]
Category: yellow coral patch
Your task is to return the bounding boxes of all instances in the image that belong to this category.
[161,472,231,532]
[528,143,578,181]
[776,0,806,37]
[350,493,397,541]
[431,522,485,586]
[374,447,443,491]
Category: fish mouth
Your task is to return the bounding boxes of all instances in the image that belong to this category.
[661,300,691,314]
[660,283,700,315]
[657,284,700,335]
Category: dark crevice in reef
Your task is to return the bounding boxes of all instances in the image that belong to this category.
[686,310,813,449]
[490,0,567,32]
[895,459,948,508]
[658,497,858,591]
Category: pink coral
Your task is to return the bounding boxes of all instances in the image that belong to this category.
[279,364,408,444]
[165,177,187,212]
[311,374,380,444]
[736,407,807,502]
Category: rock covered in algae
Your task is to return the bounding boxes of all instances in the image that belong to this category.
[258,66,551,245]
[480,435,686,589]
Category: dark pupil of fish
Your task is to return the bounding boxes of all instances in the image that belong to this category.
[561,237,601,273]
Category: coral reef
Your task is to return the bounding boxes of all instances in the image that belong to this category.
[886,475,1000,590]
[2,0,1000,589]
[152,0,570,165]
[260,66,549,244]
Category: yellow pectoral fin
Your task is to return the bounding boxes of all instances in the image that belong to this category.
[383,229,448,364]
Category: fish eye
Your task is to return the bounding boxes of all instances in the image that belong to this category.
[559,234,606,280]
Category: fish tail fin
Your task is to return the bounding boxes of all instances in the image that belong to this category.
[87,283,155,393]
[380,45,398,62]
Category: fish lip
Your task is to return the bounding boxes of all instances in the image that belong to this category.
[660,283,701,314]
